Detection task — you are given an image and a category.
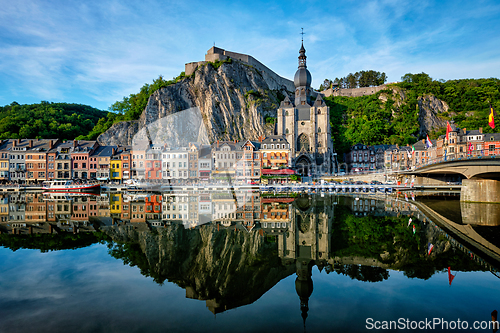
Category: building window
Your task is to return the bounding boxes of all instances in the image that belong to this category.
[297,133,309,152]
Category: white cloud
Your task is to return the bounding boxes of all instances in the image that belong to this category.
[0,0,500,109]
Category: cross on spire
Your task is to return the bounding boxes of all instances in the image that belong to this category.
[300,28,305,42]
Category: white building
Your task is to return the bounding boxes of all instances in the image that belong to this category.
[162,147,189,183]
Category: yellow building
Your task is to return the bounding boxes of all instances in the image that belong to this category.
[110,158,122,183]
[110,193,122,215]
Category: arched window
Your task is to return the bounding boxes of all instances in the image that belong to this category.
[285,111,289,116]
[318,110,321,114]
[297,134,310,152]
[318,128,321,133]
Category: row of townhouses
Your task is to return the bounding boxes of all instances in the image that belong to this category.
[1,191,415,237]
[0,191,291,232]
[0,135,296,184]
[345,126,500,173]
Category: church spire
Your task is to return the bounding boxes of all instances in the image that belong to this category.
[299,28,307,69]
[294,28,312,91]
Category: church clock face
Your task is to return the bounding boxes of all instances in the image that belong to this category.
[301,121,305,126]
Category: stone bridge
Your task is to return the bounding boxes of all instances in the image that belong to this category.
[407,157,500,180]
[397,158,500,202]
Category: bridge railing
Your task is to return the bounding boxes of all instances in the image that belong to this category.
[409,148,500,171]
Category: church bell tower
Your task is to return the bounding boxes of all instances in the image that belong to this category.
[276,32,336,176]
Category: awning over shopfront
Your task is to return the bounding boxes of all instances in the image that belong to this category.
[261,169,295,175]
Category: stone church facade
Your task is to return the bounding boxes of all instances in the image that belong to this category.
[276,42,335,176]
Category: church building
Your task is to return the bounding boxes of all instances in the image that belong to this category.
[276,41,335,176]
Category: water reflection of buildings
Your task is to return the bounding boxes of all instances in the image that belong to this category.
[1,191,499,324]
[276,195,334,327]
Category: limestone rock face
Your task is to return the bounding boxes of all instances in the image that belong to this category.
[379,87,450,137]
[102,223,293,312]
[97,121,139,146]
[98,61,291,146]
[417,95,449,137]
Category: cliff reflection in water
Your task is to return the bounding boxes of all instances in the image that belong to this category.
[0,190,497,316]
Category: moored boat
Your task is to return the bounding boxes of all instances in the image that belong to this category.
[42,180,100,192]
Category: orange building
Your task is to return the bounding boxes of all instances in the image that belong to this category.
[145,145,162,182]
[26,139,59,183]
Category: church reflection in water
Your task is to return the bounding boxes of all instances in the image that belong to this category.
[0,190,499,320]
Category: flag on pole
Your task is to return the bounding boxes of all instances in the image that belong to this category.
[489,103,497,129]
[448,267,455,286]
[446,121,452,142]
[426,135,433,148]
[428,243,434,255]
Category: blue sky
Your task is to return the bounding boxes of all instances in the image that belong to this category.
[1,0,500,111]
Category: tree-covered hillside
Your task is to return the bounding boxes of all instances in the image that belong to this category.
[0,101,107,140]
[325,73,500,157]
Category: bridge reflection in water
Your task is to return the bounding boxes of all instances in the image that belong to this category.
[0,190,499,320]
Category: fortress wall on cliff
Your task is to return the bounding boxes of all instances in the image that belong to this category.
[321,84,389,98]
[186,47,295,92]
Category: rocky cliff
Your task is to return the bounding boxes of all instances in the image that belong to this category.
[102,223,294,313]
[417,94,449,137]
[98,60,291,146]
[379,86,450,137]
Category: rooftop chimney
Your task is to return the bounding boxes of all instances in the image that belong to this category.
[479,127,483,134]
[112,147,116,155]
[12,140,16,147]
[217,140,219,148]
[29,140,33,148]
[463,128,466,134]
[73,140,78,148]
[49,140,53,149]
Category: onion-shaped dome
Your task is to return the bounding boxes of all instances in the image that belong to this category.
[294,68,312,88]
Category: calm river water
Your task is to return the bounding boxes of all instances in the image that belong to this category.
[0,190,499,332]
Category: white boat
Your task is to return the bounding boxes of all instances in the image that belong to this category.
[42,180,100,192]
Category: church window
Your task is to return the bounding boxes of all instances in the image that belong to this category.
[318,128,321,133]
[318,141,322,147]
[301,122,305,126]
[301,101,305,105]
[285,128,289,134]
[297,134,310,152]
[318,110,321,114]
[285,111,289,116]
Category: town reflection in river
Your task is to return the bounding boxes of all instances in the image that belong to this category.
[0,190,500,332]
